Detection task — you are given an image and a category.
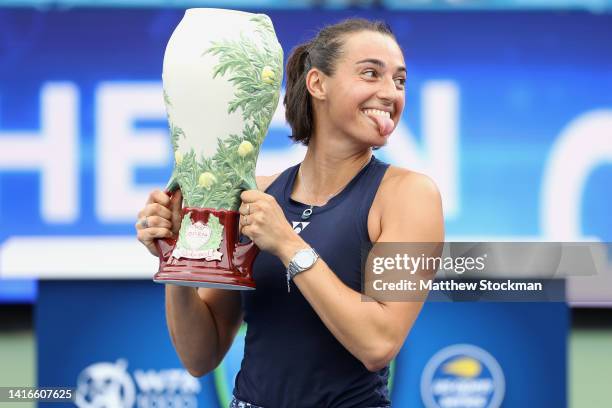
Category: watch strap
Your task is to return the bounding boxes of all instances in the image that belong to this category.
[286,247,319,293]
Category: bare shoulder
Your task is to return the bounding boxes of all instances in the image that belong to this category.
[256,173,282,192]
[368,165,443,242]
[378,165,441,201]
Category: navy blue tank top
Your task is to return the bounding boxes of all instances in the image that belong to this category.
[234,155,391,408]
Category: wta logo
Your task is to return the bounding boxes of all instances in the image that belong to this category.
[421,344,505,408]
[75,359,200,408]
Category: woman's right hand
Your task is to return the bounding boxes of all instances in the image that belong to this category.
[136,189,183,257]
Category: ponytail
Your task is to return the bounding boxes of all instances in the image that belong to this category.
[284,43,313,145]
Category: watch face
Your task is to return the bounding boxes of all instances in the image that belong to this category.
[295,250,315,268]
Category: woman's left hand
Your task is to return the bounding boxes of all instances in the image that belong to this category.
[238,190,303,257]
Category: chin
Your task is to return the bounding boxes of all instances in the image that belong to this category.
[363,135,388,149]
[372,139,389,149]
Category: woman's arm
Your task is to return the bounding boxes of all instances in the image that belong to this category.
[165,286,242,377]
[277,171,444,372]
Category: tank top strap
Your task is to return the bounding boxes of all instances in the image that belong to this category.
[349,155,390,244]
[262,154,389,245]
[262,162,299,195]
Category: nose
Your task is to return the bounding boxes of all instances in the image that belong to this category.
[376,74,401,106]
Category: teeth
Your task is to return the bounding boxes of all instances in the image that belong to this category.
[362,109,391,119]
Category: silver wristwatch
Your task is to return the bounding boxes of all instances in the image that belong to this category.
[286,247,319,293]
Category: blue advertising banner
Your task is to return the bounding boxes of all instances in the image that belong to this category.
[37,281,568,407]
[37,281,220,407]
[399,302,568,407]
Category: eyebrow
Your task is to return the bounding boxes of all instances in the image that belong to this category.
[356,58,406,74]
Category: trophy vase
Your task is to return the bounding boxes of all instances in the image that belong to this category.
[153,8,283,289]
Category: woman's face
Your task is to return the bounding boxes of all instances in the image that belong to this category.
[322,31,406,147]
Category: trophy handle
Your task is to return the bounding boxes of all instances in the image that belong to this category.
[234,235,260,278]
[153,188,180,259]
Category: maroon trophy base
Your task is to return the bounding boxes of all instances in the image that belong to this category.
[153,207,259,290]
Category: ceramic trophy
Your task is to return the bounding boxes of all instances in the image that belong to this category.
[153,8,283,289]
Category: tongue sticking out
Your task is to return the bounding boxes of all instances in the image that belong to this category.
[366,112,394,136]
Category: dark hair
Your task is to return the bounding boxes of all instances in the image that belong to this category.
[283,18,397,146]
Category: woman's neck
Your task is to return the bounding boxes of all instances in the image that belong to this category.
[294,138,372,206]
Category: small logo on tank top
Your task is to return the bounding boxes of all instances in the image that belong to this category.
[292,221,310,234]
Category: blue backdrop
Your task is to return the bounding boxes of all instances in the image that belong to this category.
[0,7,606,407]
[0,9,610,244]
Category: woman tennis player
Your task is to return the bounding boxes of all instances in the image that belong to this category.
[137,18,444,408]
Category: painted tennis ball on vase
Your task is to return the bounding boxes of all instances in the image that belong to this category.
[198,172,217,189]
[261,66,275,84]
[174,151,183,165]
[237,141,254,157]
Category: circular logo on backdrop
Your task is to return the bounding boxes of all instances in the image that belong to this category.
[75,359,136,408]
[75,359,200,408]
[421,344,505,408]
